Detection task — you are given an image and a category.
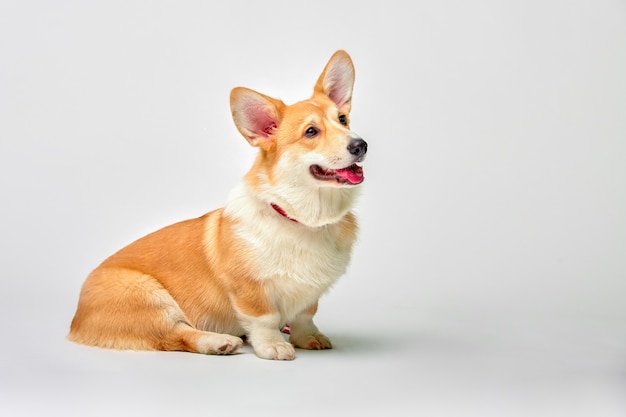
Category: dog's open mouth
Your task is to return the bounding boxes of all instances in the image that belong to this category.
[310,164,364,185]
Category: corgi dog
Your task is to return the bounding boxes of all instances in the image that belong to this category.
[68,50,367,360]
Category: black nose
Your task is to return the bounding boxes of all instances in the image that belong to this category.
[347,138,368,158]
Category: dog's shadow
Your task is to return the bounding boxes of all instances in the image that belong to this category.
[320,332,399,355]
[235,332,403,357]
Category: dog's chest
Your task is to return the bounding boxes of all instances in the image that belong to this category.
[236,220,353,314]
[248,222,350,283]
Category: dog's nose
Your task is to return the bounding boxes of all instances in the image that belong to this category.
[347,138,368,158]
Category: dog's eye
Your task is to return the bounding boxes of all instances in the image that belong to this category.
[305,127,319,138]
[338,114,348,126]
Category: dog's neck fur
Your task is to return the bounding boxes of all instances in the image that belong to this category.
[273,186,360,228]
[225,176,360,229]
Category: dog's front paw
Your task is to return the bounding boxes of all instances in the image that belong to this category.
[254,341,296,360]
[290,333,332,350]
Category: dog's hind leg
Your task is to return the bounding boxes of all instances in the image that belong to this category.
[161,323,243,354]
[68,268,242,354]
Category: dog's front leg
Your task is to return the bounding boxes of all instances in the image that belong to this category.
[288,302,332,350]
[238,312,295,360]
[229,276,296,360]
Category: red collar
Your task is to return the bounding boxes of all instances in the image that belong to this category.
[270,203,299,223]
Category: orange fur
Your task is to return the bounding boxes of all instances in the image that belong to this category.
[68,50,366,360]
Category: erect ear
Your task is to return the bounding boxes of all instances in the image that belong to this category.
[230,87,285,148]
[314,50,355,112]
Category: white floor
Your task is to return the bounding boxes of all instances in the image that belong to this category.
[1,291,625,416]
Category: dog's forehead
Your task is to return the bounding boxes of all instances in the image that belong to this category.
[291,99,338,119]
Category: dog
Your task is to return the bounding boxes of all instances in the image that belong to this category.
[68,50,367,360]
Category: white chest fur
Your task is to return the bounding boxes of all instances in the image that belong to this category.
[224,183,355,319]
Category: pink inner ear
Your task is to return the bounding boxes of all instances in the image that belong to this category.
[328,86,349,108]
[246,104,278,137]
[324,67,353,108]
[263,123,276,135]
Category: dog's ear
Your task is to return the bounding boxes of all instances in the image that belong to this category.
[314,50,355,112]
[230,87,284,148]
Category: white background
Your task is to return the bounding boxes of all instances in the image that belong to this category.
[1,1,625,416]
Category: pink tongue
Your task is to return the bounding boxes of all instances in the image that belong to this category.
[335,165,363,184]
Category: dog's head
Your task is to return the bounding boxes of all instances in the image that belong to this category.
[229,51,367,226]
